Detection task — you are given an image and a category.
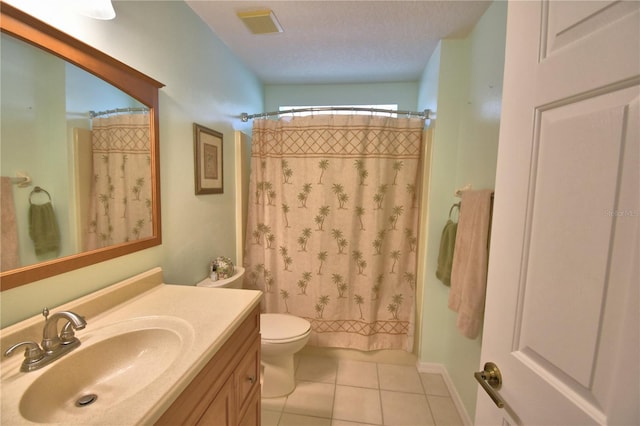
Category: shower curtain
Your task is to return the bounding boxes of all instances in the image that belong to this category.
[244,114,425,351]
[85,113,152,250]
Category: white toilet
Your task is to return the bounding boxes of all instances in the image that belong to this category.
[196,267,311,398]
[260,313,311,397]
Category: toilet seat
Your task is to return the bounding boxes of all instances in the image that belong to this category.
[261,313,311,343]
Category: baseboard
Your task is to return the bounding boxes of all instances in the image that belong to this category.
[416,361,473,426]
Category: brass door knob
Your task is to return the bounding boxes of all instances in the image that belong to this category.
[474,362,505,408]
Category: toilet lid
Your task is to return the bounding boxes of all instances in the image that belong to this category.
[261,314,311,341]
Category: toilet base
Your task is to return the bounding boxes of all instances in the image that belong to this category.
[261,353,295,398]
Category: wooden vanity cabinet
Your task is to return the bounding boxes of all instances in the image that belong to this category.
[156,306,261,426]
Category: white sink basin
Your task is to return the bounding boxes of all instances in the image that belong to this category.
[0,271,262,425]
[16,316,193,424]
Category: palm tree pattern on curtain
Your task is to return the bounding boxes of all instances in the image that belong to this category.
[85,113,153,250]
[244,115,424,351]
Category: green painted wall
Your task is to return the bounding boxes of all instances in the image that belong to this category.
[1,1,263,328]
[416,1,507,418]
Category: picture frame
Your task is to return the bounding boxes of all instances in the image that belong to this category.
[194,123,223,194]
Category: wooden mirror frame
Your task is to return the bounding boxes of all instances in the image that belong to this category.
[0,3,164,290]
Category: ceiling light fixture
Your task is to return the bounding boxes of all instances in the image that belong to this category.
[237,9,283,35]
[70,0,116,20]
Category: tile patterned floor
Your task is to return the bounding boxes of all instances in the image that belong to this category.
[261,354,465,426]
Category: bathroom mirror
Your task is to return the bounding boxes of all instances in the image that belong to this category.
[0,3,164,290]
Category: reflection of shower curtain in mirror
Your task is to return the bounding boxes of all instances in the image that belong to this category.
[85,114,152,250]
[244,115,425,351]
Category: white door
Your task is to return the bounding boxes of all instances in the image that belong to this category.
[476,1,639,425]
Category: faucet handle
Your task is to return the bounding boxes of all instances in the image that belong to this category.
[60,322,78,345]
[4,341,45,365]
[42,307,49,321]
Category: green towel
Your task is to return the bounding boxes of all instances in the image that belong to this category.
[436,219,457,286]
[29,202,60,256]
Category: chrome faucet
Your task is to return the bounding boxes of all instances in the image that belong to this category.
[4,308,87,372]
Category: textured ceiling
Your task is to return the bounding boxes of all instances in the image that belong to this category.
[186,1,492,84]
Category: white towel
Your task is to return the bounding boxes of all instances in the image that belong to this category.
[448,189,493,339]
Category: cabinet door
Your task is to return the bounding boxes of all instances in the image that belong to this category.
[238,389,260,426]
[235,336,260,413]
[197,375,236,426]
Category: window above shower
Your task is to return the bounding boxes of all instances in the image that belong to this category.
[278,104,399,118]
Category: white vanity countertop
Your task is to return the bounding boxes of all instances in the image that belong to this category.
[0,267,263,425]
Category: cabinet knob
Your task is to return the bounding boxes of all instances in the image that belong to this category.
[247,376,256,384]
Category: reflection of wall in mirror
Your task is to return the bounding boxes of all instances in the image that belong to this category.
[1,34,69,267]
[0,33,146,270]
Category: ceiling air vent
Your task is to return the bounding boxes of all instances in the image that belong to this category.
[237,9,283,35]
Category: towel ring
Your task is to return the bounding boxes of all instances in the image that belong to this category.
[448,202,460,219]
[29,186,52,205]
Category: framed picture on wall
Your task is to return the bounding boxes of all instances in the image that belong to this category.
[194,123,223,194]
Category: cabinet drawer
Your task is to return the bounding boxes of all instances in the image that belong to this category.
[235,335,260,413]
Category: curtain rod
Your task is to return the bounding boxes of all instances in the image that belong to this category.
[240,107,433,122]
[89,107,149,118]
